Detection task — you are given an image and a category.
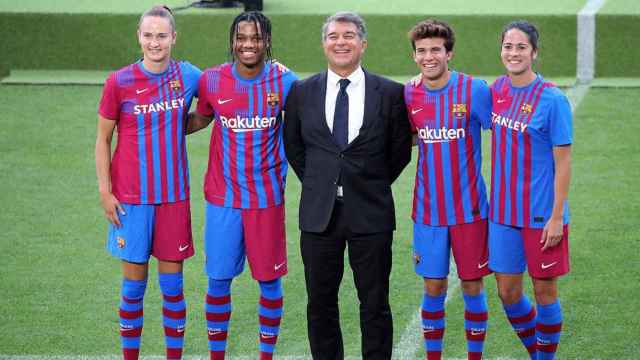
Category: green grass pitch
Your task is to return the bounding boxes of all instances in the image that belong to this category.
[0,84,639,358]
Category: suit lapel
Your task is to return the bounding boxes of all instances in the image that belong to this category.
[313,72,334,139]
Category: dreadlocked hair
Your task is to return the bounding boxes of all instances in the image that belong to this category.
[228,11,273,62]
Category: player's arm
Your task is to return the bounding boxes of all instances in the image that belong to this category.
[541,145,571,251]
[95,115,125,227]
[186,111,213,134]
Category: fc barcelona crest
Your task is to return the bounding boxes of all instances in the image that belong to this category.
[170,80,181,91]
[267,92,280,108]
[452,103,467,118]
[521,103,533,114]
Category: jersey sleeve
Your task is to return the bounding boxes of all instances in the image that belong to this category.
[98,73,120,121]
[183,61,203,97]
[280,69,299,100]
[548,89,573,146]
[195,71,214,117]
[471,79,492,130]
[403,83,418,133]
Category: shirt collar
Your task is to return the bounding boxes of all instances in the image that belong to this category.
[327,66,364,88]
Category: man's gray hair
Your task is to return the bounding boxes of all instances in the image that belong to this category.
[321,11,367,41]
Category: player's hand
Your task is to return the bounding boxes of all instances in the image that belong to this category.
[540,217,563,251]
[410,73,422,87]
[272,59,289,73]
[100,191,125,227]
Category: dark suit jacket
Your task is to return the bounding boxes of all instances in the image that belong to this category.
[284,69,412,234]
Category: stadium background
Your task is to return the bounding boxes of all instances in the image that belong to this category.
[0,0,638,358]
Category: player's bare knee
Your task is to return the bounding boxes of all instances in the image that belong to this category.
[461,279,484,296]
[532,277,558,305]
[497,282,523,305]
[424,278,447,296]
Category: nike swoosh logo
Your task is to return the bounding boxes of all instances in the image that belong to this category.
[218,98,233,105]
[496,99,506,103]
[411,108,423,115]
[179,244,189,252]
[274,262,286,271]
[541,261,558,269]
[136,88,148,94]
[477,261,489,269]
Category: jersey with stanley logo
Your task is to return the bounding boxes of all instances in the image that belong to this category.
[196,62,297,209]
[98,59,201,204]
[404,71,492,226]
[489,75,572,228]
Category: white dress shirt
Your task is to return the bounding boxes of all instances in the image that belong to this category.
[325,66,366,144]
[325,66,365,197]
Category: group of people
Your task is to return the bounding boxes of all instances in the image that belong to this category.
[95,5,572,360]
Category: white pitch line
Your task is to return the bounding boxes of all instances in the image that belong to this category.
[577,0,607,83]
[391,264,460,360]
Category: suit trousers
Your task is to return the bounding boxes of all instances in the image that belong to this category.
[300,199,393,360]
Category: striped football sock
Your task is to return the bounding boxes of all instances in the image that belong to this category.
[422,293,446,360]
[536,300,563,360]
[206,278,232,360]
[504,295,537,359]
[258,278,284,360]
[119,278,147,360]
[159,272,186,360]
[463,291,488,360]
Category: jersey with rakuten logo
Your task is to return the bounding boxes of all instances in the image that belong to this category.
[197,62,297,209]
[404,71,492,226]
[489,75,572,228]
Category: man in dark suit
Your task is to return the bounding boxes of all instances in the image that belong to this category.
[283,11,412,360]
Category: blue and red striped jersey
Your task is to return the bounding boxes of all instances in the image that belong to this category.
[405,71,492,226]
[196,62,297,209]
[489,75,572,228]
[98,60,201,205]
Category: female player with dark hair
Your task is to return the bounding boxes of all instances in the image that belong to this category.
[95,5,200,360]
[488,20,572,360]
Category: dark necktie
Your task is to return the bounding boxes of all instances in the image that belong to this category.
[332,78,350,149]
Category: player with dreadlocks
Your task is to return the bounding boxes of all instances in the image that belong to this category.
[187,11,297,360]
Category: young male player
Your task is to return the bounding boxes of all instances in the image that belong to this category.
[96,6,200,360]
[187,11,297,360]
[404,19,492,360]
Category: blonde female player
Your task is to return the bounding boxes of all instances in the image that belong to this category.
[95,6,200,359]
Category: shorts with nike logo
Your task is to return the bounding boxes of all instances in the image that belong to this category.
[204,201,287,281]
[107,199,194,263]
[413,219,490,280]
[488,221,570,278]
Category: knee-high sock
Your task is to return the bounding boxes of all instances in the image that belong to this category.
[422,293,446,360]
[504,295,537,359]
[206,278,232,360]
[120,278,147,360]
[159,272,186,360]
[258,278,284,360]
[463,291,488,360]
[536,300,562,360]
